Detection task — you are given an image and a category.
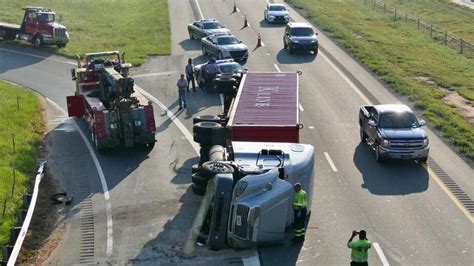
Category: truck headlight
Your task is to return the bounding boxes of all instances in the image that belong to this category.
[234,181,247,197]
[423,138,429,146]
[381,139,390,147]
[268,15,275,19]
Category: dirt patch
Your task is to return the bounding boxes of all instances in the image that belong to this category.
[16,96,67,265]
[413,76,474,124]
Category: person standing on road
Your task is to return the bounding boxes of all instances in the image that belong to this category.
[347,230,371,266]
[176,73,188,110]
[204,58,220,92]
[292,183,307,241]
[185,58,196,92]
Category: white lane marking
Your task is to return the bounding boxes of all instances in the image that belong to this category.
[195,0,204,19]
[373,242,390,266]
[134,85,200,154]
[323,152,338,172]
[242,252,261,266]
[299,103,304,112]
[319,51,371,105]
[132,71,178,78]
[274,64,281,72]
[0,47,76,65]
[220,93,224,107]
[45,98,114,256]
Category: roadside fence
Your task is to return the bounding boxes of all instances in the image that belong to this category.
[362,0,474,58]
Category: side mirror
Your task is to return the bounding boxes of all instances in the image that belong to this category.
[239,40,243,43]
[71,69,77,80]
[368,120,376,127]
[419,120,427,127]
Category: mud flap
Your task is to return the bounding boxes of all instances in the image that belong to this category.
[208,173,234,250]
[66,95,85,117]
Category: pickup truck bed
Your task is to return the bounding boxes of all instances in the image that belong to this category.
[0,22,20,40]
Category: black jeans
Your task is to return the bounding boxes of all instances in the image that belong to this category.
[293,208,307,238]
[187,76,195,91]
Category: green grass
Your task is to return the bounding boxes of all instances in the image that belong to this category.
[0,81,44,259]
[0,0,171,65]
[286,0,474,158]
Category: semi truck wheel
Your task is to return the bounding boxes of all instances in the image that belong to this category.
[192,183,206,196]
[359,127,367,143]
[193,115,222,124]
[192,173,211,187]
[33,36,43,48]
[192,163,206,174]
[194,133,212,146]
[194,122,222,136]
[201,162,234,178]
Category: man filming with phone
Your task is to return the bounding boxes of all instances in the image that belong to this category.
[347,230,371,266]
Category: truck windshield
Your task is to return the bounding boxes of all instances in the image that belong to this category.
[36,13,55,22]
[379,112,419,128]
[203,22,224,29]
[290,28,314,37]
[217,36,239,45]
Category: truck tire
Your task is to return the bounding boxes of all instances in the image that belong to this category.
[211,127,227,146]
[194,133,212,146]
[57,44,66,48]
[192,183,206,196]
[193,115,222,125]
[192,163,205,174]
[359,127,367,143]
[208,173,234,250]
[201,162,234,178]
[419,157,428,163]
[192,173,211,187]
[33,36,43,48]
[189,31,195,40]
[193,122,222,136]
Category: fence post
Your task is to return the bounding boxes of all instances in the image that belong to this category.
[16,96,19,110]
[444,31,448,45]
[430,24,433,38]
[11,167,16,198]
[460,38,464,53]
[417,19,420,29]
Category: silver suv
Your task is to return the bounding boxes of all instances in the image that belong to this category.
[283,22,318,55]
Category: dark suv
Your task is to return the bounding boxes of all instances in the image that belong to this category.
[283,22,318,55]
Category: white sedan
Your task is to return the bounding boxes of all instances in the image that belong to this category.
[264,3,289,23]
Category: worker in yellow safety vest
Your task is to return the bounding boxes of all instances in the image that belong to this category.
[292,183,307,241]
[347,230,372,266]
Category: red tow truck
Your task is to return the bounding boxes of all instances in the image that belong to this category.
[0,7,69,48]
[67,51,156,151]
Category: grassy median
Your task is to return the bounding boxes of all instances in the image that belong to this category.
[0,81,44,259]
[287,0,474,158]
[0,0,171,65]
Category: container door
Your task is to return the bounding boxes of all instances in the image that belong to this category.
[66,95,85,117]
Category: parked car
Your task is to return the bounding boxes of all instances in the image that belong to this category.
[283,22,318,55]
[359,104,430,162]
[264,3,289,23]
[188,19,231,40]
[194,59,246,88]
[201,33,249,62]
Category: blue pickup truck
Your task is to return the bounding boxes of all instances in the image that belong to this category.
[359,104,429,162]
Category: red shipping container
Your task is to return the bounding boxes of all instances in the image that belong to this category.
[227,72,300,143]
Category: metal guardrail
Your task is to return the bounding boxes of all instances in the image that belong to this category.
[362,0,474,58]
[5,160,46,265]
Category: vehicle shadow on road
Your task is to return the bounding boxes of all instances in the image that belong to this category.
[259,20,286,28]
[178,39,201,52]
[276,49,317,65]
[0,43,45,74]
[353,143,429,195]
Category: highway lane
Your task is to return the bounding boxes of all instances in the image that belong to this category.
[184,0,473,265]
[0,0,473,265]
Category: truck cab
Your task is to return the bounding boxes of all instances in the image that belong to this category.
[19,7,69,47]
[359,104,429,162]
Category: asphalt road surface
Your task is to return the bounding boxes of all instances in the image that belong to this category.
[0,0,473,265]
